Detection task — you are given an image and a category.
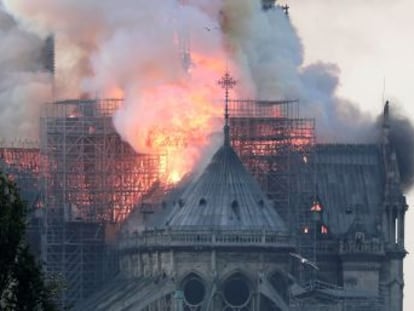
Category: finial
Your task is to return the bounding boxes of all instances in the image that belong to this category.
[282,4,290,16]
[218,71,237,146]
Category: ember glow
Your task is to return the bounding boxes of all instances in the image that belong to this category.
[0,147,41,174]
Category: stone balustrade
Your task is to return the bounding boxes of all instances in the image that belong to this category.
[119,229,294,251]
[339,239,384,255]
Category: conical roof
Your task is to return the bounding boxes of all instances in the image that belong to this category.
[151,71,286,232]
[160,143,287,231]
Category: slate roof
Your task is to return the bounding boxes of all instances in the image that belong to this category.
[155,143,287,231]
[74,276,175,311]
[313,144,384,236]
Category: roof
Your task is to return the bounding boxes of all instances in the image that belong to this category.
[313,144,384,236]
[74,276,175,311]
[153,143,287,231]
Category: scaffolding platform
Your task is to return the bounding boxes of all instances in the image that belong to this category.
[41,99,164,307]
[228,99,315,225]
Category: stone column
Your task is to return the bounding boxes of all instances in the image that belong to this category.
[389,206,396,244]
[387,257,404,311]
[398,208,405,247]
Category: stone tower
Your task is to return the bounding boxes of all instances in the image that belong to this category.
[380,101,407,311]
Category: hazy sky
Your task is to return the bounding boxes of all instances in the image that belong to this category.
[290,0,414,308]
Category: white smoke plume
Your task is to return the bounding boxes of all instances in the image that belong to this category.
[2,0,384,169]
[0,5,52,143]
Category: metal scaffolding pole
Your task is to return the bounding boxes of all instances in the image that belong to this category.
[228,99,317,284]
[40,99,164,307]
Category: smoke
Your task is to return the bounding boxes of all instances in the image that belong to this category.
[219,0,377,142]
[0,6,51,143]
[384,105,414,190]
[2,0,414,186]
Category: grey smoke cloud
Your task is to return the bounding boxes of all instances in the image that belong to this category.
[0,6,51,142]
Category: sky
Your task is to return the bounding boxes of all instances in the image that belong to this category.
[290,0,414,308]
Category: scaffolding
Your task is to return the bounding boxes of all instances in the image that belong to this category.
[40,99,164,307]
[228,99,318,284]
[228,99,315,225]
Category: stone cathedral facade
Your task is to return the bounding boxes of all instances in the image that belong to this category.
[76,95,407,311]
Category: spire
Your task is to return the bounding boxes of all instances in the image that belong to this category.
[382,100,390,152]
[218,71,237,146]
[382,100,401,193]
[382,100,391,150]
[383,100,390,129]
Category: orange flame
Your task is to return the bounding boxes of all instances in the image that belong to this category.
[112,54,229,184]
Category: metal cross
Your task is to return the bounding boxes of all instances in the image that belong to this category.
[282,4,290,16]
[218,71,237,123]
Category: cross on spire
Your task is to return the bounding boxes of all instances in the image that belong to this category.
[218,71,237,146]
[218,71,237,123]
[282,4,290,16]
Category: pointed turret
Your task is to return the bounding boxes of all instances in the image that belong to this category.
[383,100,390,146]
[382,101,401,189]
[383,100,390,126]
[379,100,407,311]
[381,100,406,248]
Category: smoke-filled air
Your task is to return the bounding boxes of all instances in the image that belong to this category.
[0,5,51,143]
[2,0,414,187]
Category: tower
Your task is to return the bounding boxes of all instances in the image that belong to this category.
[380,101,407,311]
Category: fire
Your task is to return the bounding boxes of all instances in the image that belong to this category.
[144,113,217,184]
[111,51,229,185]
[311,200,323,212]
[168,170,181,184]
[0,147,41,173]
[106,86,124,99]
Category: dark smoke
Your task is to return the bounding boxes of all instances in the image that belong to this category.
[378,105,414,191]
[390,115,414,191]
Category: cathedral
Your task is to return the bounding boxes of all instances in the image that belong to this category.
[50,1,408,310]
[0,1,407,311]
[74,76,407,310]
